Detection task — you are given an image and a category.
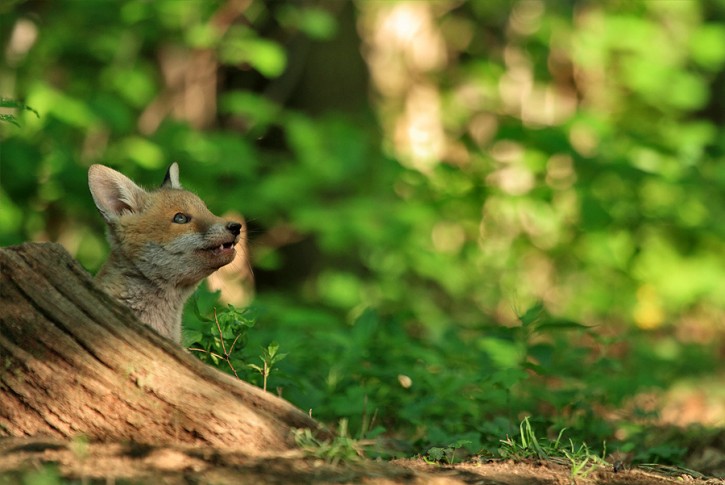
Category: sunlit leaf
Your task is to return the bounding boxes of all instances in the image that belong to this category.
[518,302,545,327]
[220,29,287,78]
[277,6,337,40]
[690,24,725,70]
[478,338,524,369]
[118,137,164,169]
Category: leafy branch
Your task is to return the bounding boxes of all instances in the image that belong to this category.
[0,98,39,126]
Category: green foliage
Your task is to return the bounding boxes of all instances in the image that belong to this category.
[424,440,471,466]
[294,419,365,466]
[185,294,256,381]
[499,417,556,461]
[0,97,39,126]
[499,417,608,479]
[185,292,289,393]
[563,443,609,480]
[248,342,287,392]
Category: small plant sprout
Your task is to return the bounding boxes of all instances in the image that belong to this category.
[248,342,287,392]
[499,416,551,460]
[293,418,366,466]
[499,417,609,478]
[561,440,609,478]
[424,440,472,465]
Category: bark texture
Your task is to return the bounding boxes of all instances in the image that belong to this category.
[0,242,322,453]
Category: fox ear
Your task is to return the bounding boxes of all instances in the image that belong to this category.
[88,165,147,221]
[161,162,181,189]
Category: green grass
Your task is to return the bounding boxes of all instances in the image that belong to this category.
[293,419,367,466]
[498,417,609,479]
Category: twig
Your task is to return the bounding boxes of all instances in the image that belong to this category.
[188,312,241,380]
[214,307,229,357]
[228,332,242,356]
[188,347,226,361]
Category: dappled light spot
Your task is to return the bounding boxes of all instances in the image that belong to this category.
[633,285,664,330]
[5,19,38,67]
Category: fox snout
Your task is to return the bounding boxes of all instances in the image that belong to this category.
[227,221,242,236]
[191,218,244,274]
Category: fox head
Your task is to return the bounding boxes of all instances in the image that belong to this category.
[88,163,242,288]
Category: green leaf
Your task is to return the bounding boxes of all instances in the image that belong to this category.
[690,24,725,70]
[219,91,280,126]
[0,98,39,126]
[271,352,288,365]
[451,439,472,450]
[518,302,545,327]
[277,6,337,40]
[0,114,20,127]
[181,329,203,347]
[478,338,524,369]
[426,447,445,461]
[534,319,591,332]
[118,136,164,169]
[0,97,40,118]
[266,342,279,358]
[219,30,287,78]
[190,295,214,323]
[489,368,528,388]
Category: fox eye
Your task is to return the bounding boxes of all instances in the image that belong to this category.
[172,213,191,224]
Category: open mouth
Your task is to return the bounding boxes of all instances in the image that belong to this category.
[203,240,236,253]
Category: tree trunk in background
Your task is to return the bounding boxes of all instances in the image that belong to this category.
[0,242,322,453]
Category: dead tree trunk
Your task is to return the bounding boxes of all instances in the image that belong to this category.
[0,242,323,453]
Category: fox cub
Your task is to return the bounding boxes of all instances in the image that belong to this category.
[88,163,241,343]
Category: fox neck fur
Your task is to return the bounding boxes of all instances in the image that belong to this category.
[95,245,198,343]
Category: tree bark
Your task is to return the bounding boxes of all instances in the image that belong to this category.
[0,242,323,453]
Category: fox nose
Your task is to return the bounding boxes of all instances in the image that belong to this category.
[226,221,242,236]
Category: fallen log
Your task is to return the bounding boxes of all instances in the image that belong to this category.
[0,242,322,453]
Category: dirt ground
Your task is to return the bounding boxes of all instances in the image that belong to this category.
[1,438,723,485]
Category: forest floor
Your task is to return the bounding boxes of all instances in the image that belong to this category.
[1,438,723,485]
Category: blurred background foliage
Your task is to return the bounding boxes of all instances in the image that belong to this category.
[1,0,724,466]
